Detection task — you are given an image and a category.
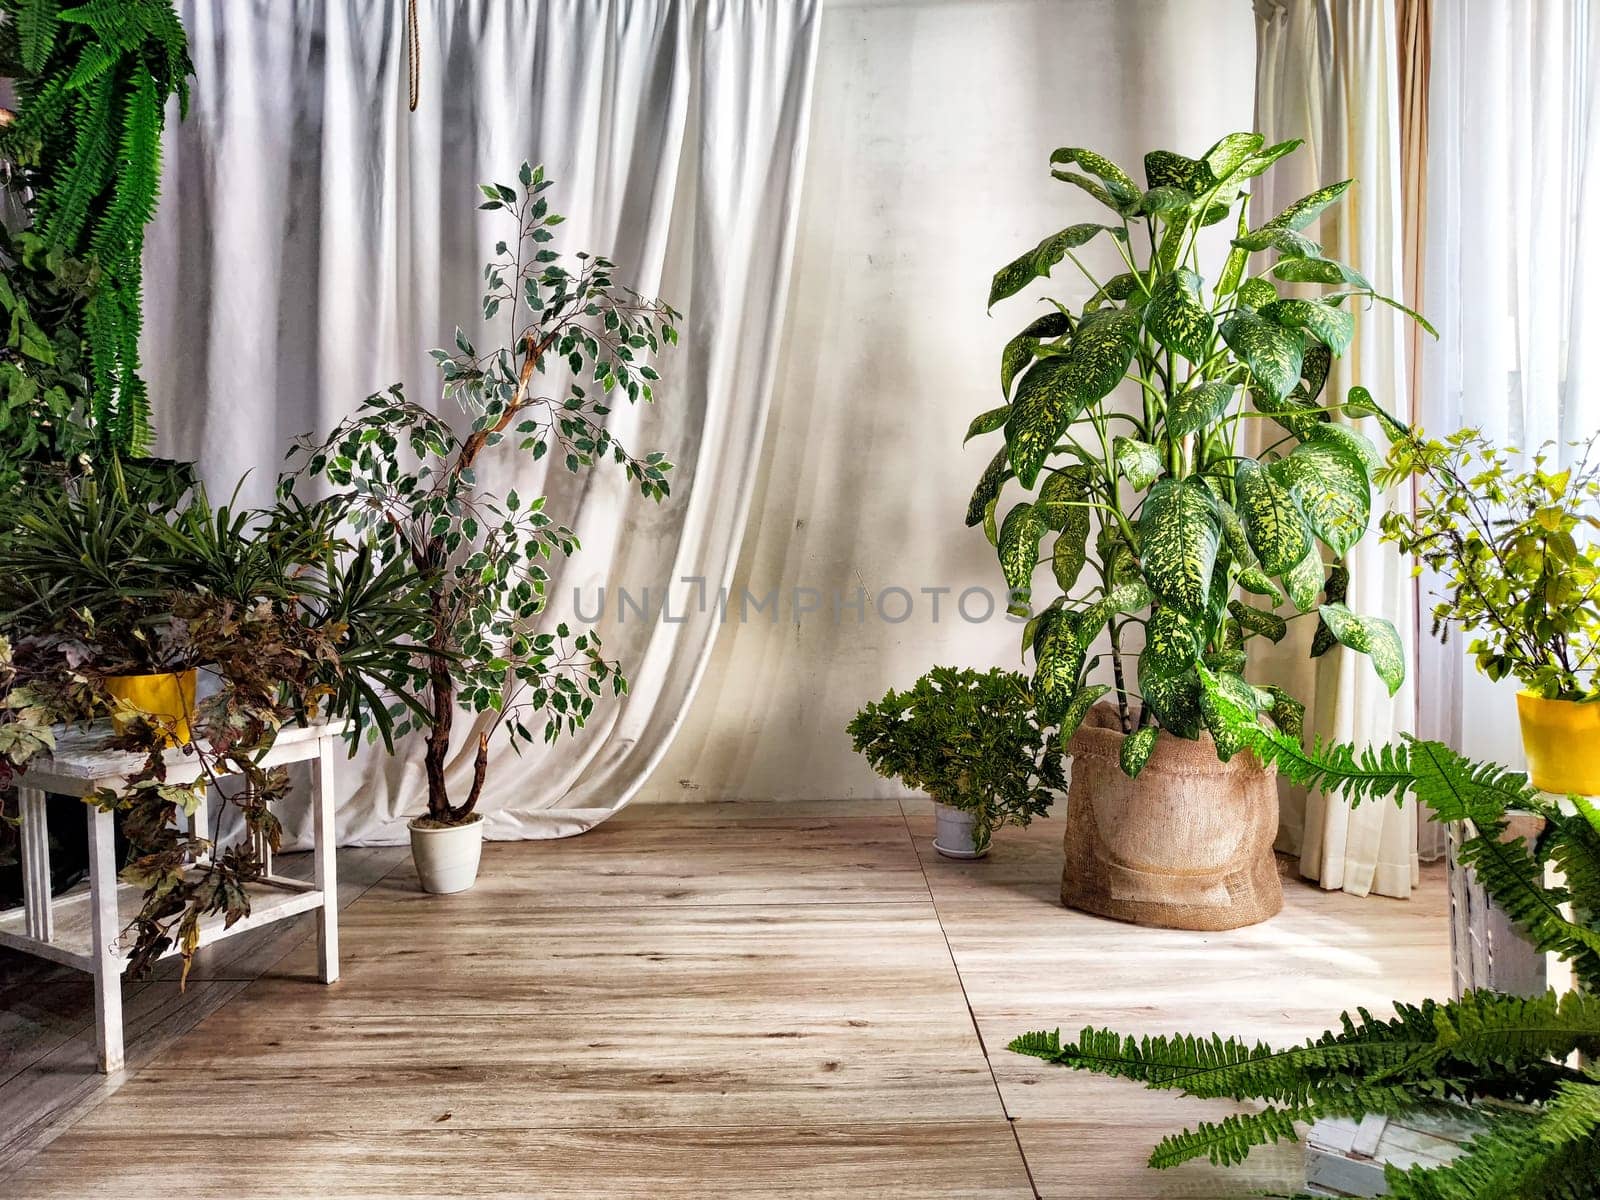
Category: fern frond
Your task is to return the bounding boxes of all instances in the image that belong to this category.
[17,0,62,74]
[1458,827,1600,984]
[1405,738,1538,826]
[1148,1104,1307,1168]
[1395,989,1600,1080]
[37,69,116,250]
[1384,1099,1600,1200]
[89,63,160,266]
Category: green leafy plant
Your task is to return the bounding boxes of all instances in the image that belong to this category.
[284,164,678,828]
[1011,670,1600,1198]
[0,0,194,456]
[970,134,1431,774]
[0,468,431,975]
[1379,428,1600,700]
[847,665,1065,852]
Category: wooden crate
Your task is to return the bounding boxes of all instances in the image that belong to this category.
[1304,1111,1483,1196]
[1447,813,1548,997]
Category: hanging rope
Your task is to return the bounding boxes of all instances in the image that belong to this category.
[406,0,420,112]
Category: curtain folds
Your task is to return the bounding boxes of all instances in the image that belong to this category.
[1253,0,1421,897]
[143,0,821,844]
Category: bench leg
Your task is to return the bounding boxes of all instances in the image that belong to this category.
[86,803,124,1073]
[19,787,52,942]
[312,739,339,984]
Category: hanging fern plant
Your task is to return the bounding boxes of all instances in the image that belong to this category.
[0,0,193,456]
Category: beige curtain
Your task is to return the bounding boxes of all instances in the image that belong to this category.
[1253,0,1421,897]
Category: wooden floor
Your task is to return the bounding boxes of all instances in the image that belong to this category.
[0,798,1449,1198]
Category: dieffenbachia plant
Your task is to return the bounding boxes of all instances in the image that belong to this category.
[968,133,1431,777]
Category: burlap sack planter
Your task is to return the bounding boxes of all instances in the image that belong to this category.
[1060,703,1283,930]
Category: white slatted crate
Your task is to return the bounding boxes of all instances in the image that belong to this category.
[1304,1111,1483,1197]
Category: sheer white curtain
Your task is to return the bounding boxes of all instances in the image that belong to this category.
[1420,0,1600,770]
[143,0,821,843]
[1253,0,1420,897]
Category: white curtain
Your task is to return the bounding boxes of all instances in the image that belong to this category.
[1420,0,1600,771]
[142,0,821,843]
[1253,0,1421,898]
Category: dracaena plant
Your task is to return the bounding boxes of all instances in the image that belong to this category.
[968,133,1432,776]
[285,164,678,828]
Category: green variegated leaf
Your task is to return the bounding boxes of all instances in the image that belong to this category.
[1063,308,1140,408]
[1237,567,1281,600]
[965,406,1010,443]
[966,445,1012,528]
[1221,312,1304,401]
[1233,227,1322,259]
[983,496,1000,546]
[1033,608,1091,723]
[1214,496,1257,567]
[1202,132,1265,182]
[1261,684,1305,736]
[1234,179,1353,251]
[1113,436,1162,489]
[1137,478,1219,618]
[1085,273,1143,310]
[1146,268,1213,362]
[1000,311,1071,398]
[1318,602,1406,696]
[1060,683,1112,738]
[1106,576,1153,613]
[1203,670,1268,760]
[1141,187,1194,219]
[1233,459,1313,575]
[1038,465,1093,529]
[1228,598,1287,643]
[998,502,1047,608]
[1251,386,1324,440]
[989,225,1129,308]
[1283,547,1325,612]
[1307,421,1382,479]
[1343,385,1409,443]
[1295,342,1332,404]
[1119,725,1159,778]
[1053,520,1089,592]
[1272,256,1372,290]
[1311,563,1349,656]
[1050,147,1141,208]
[1005,357,1076,488]
[1053,169,1122,210]
[1236,137,1303,180]
[1235,277,1279,310]
[1217,207,1250,298]
[1259,298,1354,356]
[1143,149,1210,192]
[1145,605,1202,674]
[1270,440,1371,556]
[1168,380,1236,437]
[1139,657,1202,739]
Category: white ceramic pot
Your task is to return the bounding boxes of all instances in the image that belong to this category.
[408,814,485,894]
[932,801,988,860]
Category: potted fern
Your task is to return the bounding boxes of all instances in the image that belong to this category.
[1381,428,1600,796]
[848,666,1064,858]
[970,132,1429,928]
[288,164,678,894]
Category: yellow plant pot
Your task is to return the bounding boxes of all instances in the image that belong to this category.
[103,669,198,746]
[1516,690,1600,796]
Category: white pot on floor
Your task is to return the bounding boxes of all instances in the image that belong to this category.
[932,802,988,860]
[408,814,485,894]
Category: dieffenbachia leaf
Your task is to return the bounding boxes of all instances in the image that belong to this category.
[1271,256,1373,290]
[1234,227,1321,260]
[1343,385,1409,444]
[1038,465,1093,529]
[1260,684,1305,736]
[1259,298,1355,356]
[1119,725,1159,778]
[1167,380,1236,438]
[1053,521,1089,592]
[1202,132,1266,183]
[1311,563,1350,656]
[1318,602,1406,696]
[1295,343,1332,404]
[1235,277,1280,310]
[1105,576,1153,613]
[1140,187,1194,218]
[1060,683,1111,739]
[1233,179,1353,251]
[1228,598,1287,643]
[1085,273,1143,310]
[1000,311,1072,397]
[1137,477,1220,619]
[1050,147,1142,211]
[1194,665,1257,762]
[1062,308,1141,410]
[1217,207,1250,299]
[1144,149,1210,192]
[1236,567,1281,601]
[1233,459,1313,575]
[1251,386,1325,440]
[1139,656,1202,739]
[966,445,1012,528]
[989,225,1129,309]
[1235,138,1303,181]
[1146,268,1214,362]
[1221,312,1305,402]
[1005,357,1077,488]
[1270,439,1371,557]
[1144,605,1202,674]
[1032,607,1092,723]
[1307,421,1382,480]
[1283,547,1325,612]
[1214,496,1257,568]
[1113,436,1162,490]
[965,406,1010,443]
[998,502,1047,610]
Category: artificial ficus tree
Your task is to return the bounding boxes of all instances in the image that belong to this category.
[287,164,678,826]
[969,133,1430,777]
